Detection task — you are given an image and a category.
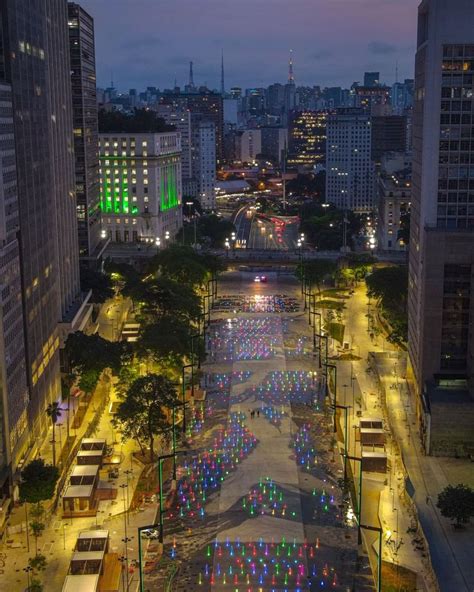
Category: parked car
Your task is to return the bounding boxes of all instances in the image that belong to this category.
[141,528,160,540]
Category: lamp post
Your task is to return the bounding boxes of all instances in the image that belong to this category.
[181,363,195,433]
[346,453,363,544]
[23,565,33,590]
[231,231,236,253]
[157,451,187,544]
[225,238,230,258]
[360,523,383,592]
[323,361,337,431]
[334,403,351,483]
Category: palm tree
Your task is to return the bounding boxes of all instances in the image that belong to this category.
[46,402,62,467]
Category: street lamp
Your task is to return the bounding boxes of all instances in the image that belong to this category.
[157,451,187,544]
[334,403,351,483]
[155,237,161,249]
[23,565,33,590]
[165,230,170,244]
[225,238,230,257]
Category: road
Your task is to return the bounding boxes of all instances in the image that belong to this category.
[232,206,300,251]
[146,272,372,591]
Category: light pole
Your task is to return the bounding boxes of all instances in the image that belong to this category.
[346,453,363,544]
[231,231,236,253]
[181,363,195,433]
[23,565,33,590]
[323,361,337,431]
[225,237,230,258]
[360,523,383,592]
[158,452,186,544]
[334,403,351,483]
[62,523,67,550]
[155,237,161,251]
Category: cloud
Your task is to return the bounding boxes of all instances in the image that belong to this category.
[368,41,397,55]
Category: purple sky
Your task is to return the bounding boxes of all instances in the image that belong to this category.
[80,0,418,91]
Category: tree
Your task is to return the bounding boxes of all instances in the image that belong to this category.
[113,374,178,461]
[30,521,45,555]
[19,460,59,506]
[80,267,114,304]
[149,245,209,287]
[137,316,194,369]
[98,108,174,133]
[365,266,408,343]
[64,332,127,376]
[197,215,236,248]
[129,276,201,322]
[296,259,337,296]
[45,402,62,467]
[29,579,44,592]
[437,484,474,527]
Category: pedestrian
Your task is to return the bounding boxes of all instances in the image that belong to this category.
[257,409,260,417]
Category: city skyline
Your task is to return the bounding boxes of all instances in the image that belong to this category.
[80,0,417,90]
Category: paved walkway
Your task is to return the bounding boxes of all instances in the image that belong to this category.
[146,273,368,591]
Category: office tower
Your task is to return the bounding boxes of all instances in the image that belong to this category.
[68,3,103,263]
[266,83,285,116]
[355,85,391,115]
[237,129,262,163]
[230,87,242,99]
[326,109,374,212]
[391,79,414,114]
[371,115,407,162]
[261,126,288,165]
[323,87,343,108]
[192,121,216,210]
[0,82,29,503]
[287,111,327,169]
[99,132,183,243]
[377,156,411,251]
[1,0,83,443]
[364,71,380,87]
[408,0,474,455]
[161,92,224,163]
[223,98,239,125]
[156,104,193,185]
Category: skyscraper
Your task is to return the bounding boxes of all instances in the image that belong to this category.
[1,0,83,445]
[0,81,29,504]
[326,109,374,212]
[408,0,474,454]
[68,2,103,263]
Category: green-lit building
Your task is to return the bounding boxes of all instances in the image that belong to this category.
[99,132,183,244]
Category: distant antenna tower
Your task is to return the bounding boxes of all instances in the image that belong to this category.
[189,61,195,88]
[221,50,225,95]
[288,49,295,85]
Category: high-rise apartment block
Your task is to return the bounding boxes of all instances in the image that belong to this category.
[326,109,374,212]
[68,3,103,262]
[408,0,474,455]
[99,132,182,244]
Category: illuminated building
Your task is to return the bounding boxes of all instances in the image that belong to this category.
[408,0,474,455]
[192,121,216,210]
[1,0,86,461]
[287,111,326,169]
[326,109,374,212]
[355,85,391,115]
[0,83,29,505]
[237,129,262,163]
[68,3,104,262]
[377,161,411,251]
[161,92,224,162]
[99,132,183,243]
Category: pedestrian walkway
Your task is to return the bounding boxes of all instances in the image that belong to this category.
[146,276,368,591]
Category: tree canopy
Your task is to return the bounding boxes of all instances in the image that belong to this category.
[113,374,178,461]
[366,266,408,343]
[19,459,59,505]
[98,108,174,133]
[296,259,337,294]
[80,267,114,304]
[64,332,129,376]
[299,203,363,251]
[137,316,195,368]
[437,484,474,526]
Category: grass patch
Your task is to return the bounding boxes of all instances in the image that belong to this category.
[316,299,346,311]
